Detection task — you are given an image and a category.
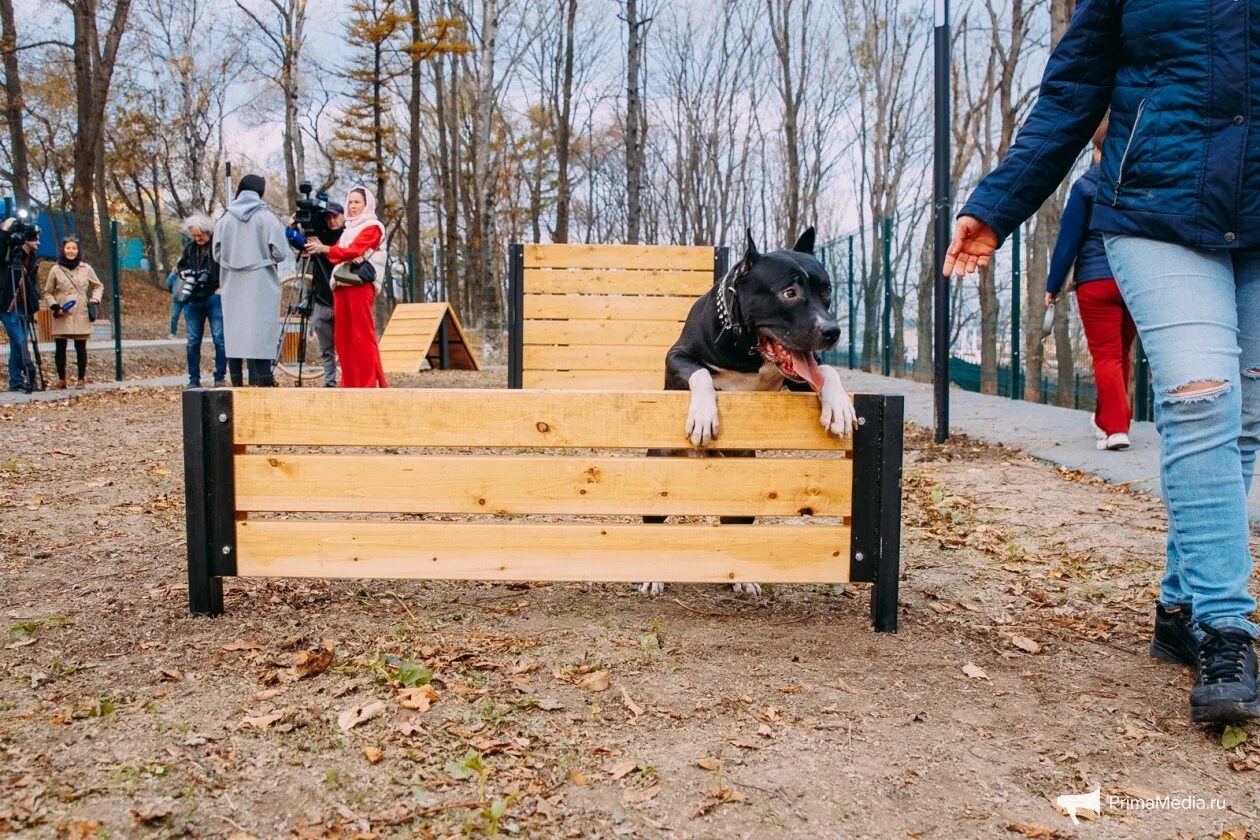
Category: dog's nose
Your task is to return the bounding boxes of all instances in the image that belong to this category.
[821,322,841,347]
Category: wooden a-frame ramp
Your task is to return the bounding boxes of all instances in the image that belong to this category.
[378,302,480,373]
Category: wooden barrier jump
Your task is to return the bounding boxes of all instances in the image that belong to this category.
[378,302,479,374]
[182,387,903,631]
[507,243,728,389]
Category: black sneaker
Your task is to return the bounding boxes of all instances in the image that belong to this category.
[1151,604,1200,667]
[213,378,226,388]
[1191,627,1260,724]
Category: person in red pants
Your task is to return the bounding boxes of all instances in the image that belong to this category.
[1046,118,1135,451]
[305,185,388,388]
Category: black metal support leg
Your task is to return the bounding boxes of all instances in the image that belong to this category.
[508,243,524,389]
[439,319,450,370]
[849,394,904,631]
[182,388,238,616]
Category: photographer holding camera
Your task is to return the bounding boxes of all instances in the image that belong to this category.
[214,174,287,387]
[303,185,388,389]
[177,215,226,388]
[287,192,344,387]
[1,216,41,393]
[41,237,103,389]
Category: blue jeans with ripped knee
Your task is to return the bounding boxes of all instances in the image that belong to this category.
[1105,235,1259,638]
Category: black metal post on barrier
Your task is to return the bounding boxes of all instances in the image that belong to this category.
[110,220,123,381]
[507,243,524,389]
[407,251,416,303]
[932,0,952,443]
[847,235,856,370]
[849,393,905,632]
[1011,226,1021,399]
[881,217,892,377]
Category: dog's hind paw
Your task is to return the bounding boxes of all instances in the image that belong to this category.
[637,582,666,596]
[730,582,763,597]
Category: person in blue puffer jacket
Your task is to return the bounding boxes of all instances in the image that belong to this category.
[1046,116,1137,453]
[944,0,1260,724]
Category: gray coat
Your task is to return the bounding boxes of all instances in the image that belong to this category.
[214,191,287,360]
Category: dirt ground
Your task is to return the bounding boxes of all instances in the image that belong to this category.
[2,373,1259,840]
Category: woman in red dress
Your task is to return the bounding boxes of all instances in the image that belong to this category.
[305,185,388,388]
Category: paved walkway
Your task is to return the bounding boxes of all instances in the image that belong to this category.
[842,368,1260,524]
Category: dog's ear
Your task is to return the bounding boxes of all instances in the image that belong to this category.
[743,229,760,266]
[792,227,816,255]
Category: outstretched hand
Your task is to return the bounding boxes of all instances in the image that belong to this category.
[942,216,998,277]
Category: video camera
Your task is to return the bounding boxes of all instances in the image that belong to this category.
[292,180,332,244]
[5,209,39,261]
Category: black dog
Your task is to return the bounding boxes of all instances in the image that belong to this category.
[638,227,856,597]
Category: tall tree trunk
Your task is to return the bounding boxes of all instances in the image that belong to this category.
[406,0,423,291]
[0,0,29,206]
[471,0,501,328]
[553,0,576,243]
[768,0,802,241]
[978,263,999,393]
[69,0,133,265]
[624,0,646,244]
[915,231,934,381]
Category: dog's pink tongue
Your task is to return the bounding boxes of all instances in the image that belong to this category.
[790,351,825,392]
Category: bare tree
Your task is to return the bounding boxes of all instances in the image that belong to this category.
[59,0,134,264]
[620,0,652,243]
[234,0,307,202]
[0,0,31,205]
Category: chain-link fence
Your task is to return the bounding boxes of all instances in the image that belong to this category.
[818,212,1156,422]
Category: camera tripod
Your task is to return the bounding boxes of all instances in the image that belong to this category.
[5,259,46,393]
[274,252,316,386]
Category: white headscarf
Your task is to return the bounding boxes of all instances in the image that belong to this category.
[339,185,384,248]
[337,184,387,290]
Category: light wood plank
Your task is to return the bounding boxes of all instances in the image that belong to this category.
[524,345,667,372]
[380,334,445,351]
[525,268,714,296]
[524,243,714,271]
[231,388,853,451]
[235,454,851,516]
[235,520,851,583]
[524,319,684,347]
[525,294,697,322]
[387,303,451,320]
[522,370,665,390]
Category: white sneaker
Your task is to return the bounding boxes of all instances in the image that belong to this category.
[1098,432,1131,451]
[1089,414,1106,441]
[167,333,177,340]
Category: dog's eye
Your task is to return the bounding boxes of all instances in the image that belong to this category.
[782,286,800,300]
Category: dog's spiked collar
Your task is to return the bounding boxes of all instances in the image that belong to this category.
[715,262,749,341]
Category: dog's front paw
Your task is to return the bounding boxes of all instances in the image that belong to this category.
[730,582,763,597]
[637,582,666,596]
[685,369,720,446]
[819,366,857,436]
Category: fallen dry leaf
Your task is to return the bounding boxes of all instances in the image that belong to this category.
[623,783,660,804]
[578,670,610,692]
[757,723,773,738]
[1006,823,1068,839]
[57,818,102,839]
[158,669,183,682]
[604,759,639,780]
[291,641,334,679]
[963,663,990,681]
[338,700,387,731]
[241,713,283,730]
[621,687,644,717]
[696,757,721,771]
[362,746,384,764]
[568,771,588,786]
[1011,635,1042,655]
[222,639,263,652]
[131,805,172,824]
[396,719,424,737]
[397,684,438,712]
[253,687,286,702]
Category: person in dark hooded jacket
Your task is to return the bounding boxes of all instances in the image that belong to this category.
[944,0,1260,724]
